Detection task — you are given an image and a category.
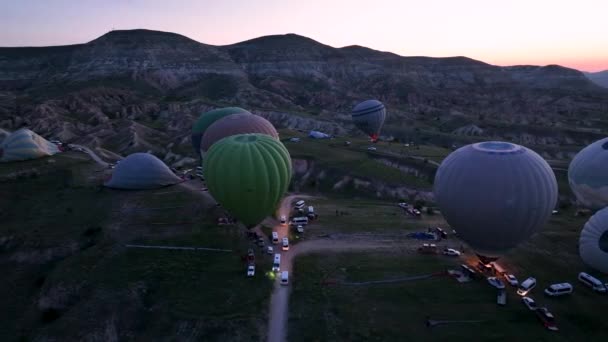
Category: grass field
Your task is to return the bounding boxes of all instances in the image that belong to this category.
[288,203,608,342]
[0,154,275,341]
[280,129,433,188]
[289,251,608,342]
[301,197,446,236]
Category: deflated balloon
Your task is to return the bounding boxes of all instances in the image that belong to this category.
[579,207,608,273]
[434,141,558,259]
[0,128,60,162]
[191,107,251,157]
[204,134,292,227]
[568,137,608,209]
[201,113,279,152]
[351,100,386,142]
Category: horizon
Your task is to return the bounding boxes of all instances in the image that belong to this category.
[1,0,607,72]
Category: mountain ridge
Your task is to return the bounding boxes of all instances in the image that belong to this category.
[1,28,607,165]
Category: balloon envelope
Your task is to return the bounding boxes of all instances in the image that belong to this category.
[204,134,292,226]
[0,128,60,162]
[568,137,608,209]
[579,207,608,273]
[351,100,386,142]
[104,153,182,190]
[191,107,251,157]
[434,141,558,257]
[201,113,278,152]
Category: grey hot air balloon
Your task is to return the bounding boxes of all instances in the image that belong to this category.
[579,207,608,273]
[434,141,558,261]
[104,153,182,190]
[351,100,386,142]
[568,137,608,209]
[201,113,279,152]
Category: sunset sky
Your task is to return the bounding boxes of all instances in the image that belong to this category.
[1,0,606,72]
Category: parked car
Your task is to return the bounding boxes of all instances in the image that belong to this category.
[289,138,300,143]
[517,277,537,296]
[522,297,538,311]
[280,215,287,225]
[578,272,607,293]
[201,187,208,191]
[266,246,274,255]
[398,202,409,209]
[367,146,377,151]
[247,265,255,277]
[536,307,558,331]
[442,248,461,257]
[504,274,519,287]
[544,283,573,297]
[487,277,505,290]
[282,237,289,251]
[296,225,304,233]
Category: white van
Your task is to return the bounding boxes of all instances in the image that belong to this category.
[282,237,289,251]
[517,277,537,296]
[272,254,281,272]
[272,232,279,244]
[578,272,607,293]
[307,206,315,218]
[280,271,289,285]
[291,216,308,226]
[544,283,573,297]
[294,200,305,210]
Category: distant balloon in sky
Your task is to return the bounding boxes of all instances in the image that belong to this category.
[351,100,386,142]
[203,134,292,227]
[201,113,278,152]
[579,207,608,274]
[434,141,558,261]
[191,107,251,158]
[568,137,608,209]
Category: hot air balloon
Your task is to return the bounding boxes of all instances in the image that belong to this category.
[0,128,60,162]
[204,134,292,227]
[568,137,608,209]
[351,100,386,142]
[191,107,251,158]
[104,153,182,190]
[434,141,558,262]
[579,207,608,273]
[201,113,279,152]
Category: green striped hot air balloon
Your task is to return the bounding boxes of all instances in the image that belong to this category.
[191,107,251,158]
[0,128,60,162]
[204,134,292,227]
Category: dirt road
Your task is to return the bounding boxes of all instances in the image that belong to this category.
[266,232,419,342]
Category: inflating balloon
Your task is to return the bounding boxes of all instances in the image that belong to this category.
[434,141,558,261]
[568,137,608,209]
[201,113,278,152]
[579,207,608,274]
[191,107,251,158]
[204,134,292,227]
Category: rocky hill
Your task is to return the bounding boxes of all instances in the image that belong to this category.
[1,29,607,164]
[585,70,608,88]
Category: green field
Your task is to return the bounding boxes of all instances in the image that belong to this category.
[0,154,274,341]
[301,197,446,236]
[287,204,608,342]
[289,251,608,342]
[280,129,433,188]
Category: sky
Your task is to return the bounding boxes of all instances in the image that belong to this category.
[0,0,606,72]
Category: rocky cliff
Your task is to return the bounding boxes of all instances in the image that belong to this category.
[1,29,607,165]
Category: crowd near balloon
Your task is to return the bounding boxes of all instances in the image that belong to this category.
[1,100,607,274]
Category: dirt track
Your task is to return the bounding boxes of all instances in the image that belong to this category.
[266,197,421,342]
